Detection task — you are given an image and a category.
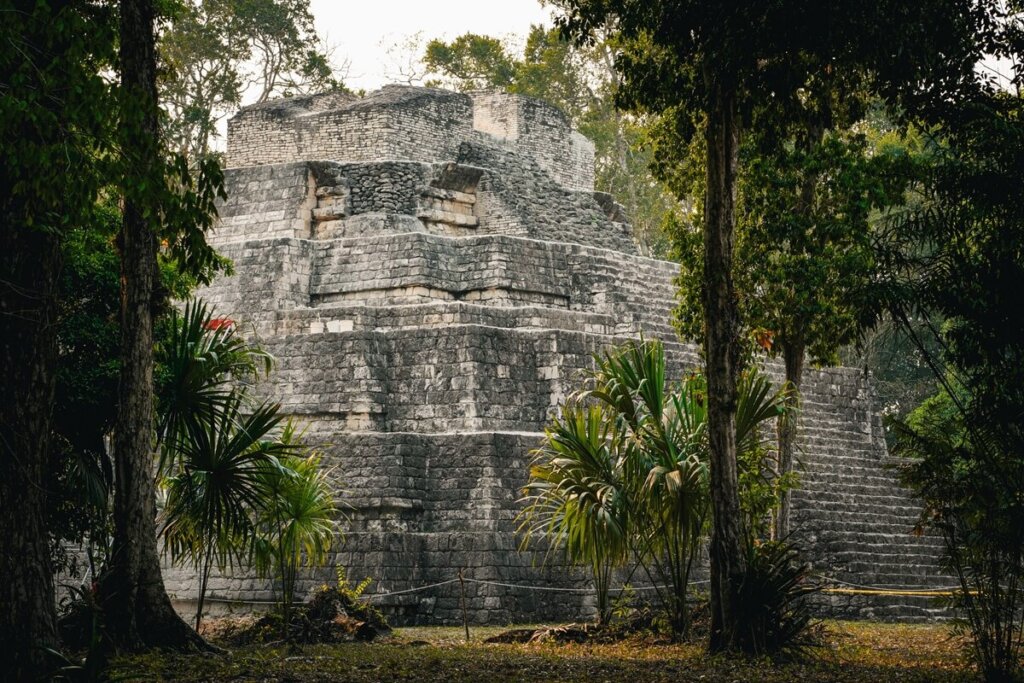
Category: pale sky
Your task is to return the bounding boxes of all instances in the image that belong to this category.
[309,0,554,92]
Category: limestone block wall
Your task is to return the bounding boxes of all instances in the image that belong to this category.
[227,87,474,169]
[227,86,595,192]
[457,141,634,253]
[182,231,951,623]
[470,91,595,191]
[206,234,676,338]
[214,163,315,243]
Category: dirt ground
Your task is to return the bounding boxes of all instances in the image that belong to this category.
[109,620,974,682]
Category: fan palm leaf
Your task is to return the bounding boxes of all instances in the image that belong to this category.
[251,421,337,640]
[161,392,295,629]
[156,299,273,474]
[521,338,792,635]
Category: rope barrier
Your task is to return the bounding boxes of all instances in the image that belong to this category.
[197,574,965,607]
[355,573,962,601]
[466,579,592,594]
[360,578,461,600]
[820,587,960,597]
[814,574,963,593]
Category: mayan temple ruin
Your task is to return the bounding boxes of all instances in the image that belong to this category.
[168,85,952,623]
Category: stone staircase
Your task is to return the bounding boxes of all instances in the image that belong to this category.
[792,387,952,620]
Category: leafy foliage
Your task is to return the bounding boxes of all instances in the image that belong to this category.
[519,403,629,625]
[877,13,1024,678]
[671,116,923,367]
[155,299,273,474]
[556,0,988,652]
[160,0,346,160]
[421,25,680,256]
[161,393,294,630]
[47,202,120,577]
[735,540,821,658]
[155,301,335,634]
[424,34,517,91]
[520,339,794,636]
[0,2,119,673]
[896,386,1024,683]
[48,217,236,582]
[253,421,338,641]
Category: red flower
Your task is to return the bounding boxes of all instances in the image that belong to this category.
[205,318,235,331]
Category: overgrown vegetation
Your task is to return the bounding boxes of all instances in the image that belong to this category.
[251,423,338,642]
[52,300,340,660]
[873,14,1024,682]
[895,388,1024,683]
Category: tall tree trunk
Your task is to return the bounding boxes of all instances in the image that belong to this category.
[101,0,206,651]
[773,118,820,540]
[0,227,61,679]
[774,337,805,539]
[703,78,746,654]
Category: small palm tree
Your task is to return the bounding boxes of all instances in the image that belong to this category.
[156,299,272,475]
[520,338,790,635]
[154,300,339,636]
[585,340,712,634]
[253,422,337,642]
[155,298,277,631]
[161,392,295,631]
[519,403,629,624]
[735,369,797,537]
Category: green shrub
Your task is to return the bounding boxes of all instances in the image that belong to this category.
[519,338,794,637]
[734,539,821,658]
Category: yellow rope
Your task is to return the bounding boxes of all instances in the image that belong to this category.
[822,587,970,597]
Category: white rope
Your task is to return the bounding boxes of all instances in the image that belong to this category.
[357,573,959,600]
[465,579,591,594]
[360,578,461,600]
[204,574,960,606]
[467,578,710,593]
[356,576,712,599]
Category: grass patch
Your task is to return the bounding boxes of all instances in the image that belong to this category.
[109,620,972,682]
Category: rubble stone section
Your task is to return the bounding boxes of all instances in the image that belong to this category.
[168,86,951,624]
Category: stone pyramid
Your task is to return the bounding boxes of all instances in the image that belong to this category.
[167,85,951,623]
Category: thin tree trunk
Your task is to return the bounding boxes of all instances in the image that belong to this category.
[0,226,61,679]
[196,550,214,632]
[773,117,820,541]
[101,0,206,652]
[702,77,746,654]
[774,338,805,539]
